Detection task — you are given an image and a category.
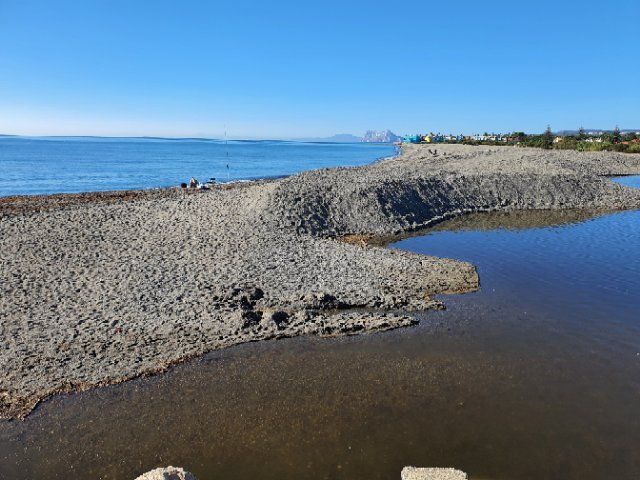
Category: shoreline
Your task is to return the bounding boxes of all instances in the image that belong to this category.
[0,141,398,201]
[2,144,640,420]
[0,149,401,220]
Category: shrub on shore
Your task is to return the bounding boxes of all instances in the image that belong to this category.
[559,140,640,153]
[414,129,640,154]
[497,132,639,154]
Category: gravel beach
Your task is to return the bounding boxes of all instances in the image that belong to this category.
[2,144,640,419]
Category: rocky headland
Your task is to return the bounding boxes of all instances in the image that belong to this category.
[2,144,640,419]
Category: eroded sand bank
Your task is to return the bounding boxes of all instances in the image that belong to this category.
[2,144,639,419]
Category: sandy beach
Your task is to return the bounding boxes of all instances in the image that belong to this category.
[2,144,640,420]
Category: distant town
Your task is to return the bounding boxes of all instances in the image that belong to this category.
[359,128,640,154]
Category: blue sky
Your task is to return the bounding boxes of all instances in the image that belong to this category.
[1,0,638,138]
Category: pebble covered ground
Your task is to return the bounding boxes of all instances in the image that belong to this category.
[1,144,639,419]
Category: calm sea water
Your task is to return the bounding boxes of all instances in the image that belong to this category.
[0,180,638,480]
[0,136,395,197]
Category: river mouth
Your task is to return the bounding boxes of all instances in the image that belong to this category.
[1,181,640,480]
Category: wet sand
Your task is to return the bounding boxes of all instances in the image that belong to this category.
[1,145,640,419]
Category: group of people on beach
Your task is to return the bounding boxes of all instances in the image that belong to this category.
[180,177,216,191]
[180,164,230,191]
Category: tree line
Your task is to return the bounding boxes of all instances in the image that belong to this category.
[461,126,640,153]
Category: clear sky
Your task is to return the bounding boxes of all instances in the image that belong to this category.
[1,0,638,138]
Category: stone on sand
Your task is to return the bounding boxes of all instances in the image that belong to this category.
[135,466,197,480]
[402,466,468,480]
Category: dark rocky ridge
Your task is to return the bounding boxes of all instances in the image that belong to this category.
[269,144,640,236]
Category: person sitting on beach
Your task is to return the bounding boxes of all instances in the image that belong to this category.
[188,177,199,189]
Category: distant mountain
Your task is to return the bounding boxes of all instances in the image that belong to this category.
[361,130,400,143]
[292,130,401,143]
[293,133,362,143]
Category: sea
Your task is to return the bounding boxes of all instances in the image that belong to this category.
[0,136,396,197]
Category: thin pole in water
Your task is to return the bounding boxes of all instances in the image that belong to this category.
[224,124,230,181]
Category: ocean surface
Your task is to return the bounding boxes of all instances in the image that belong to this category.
[0,136,396,197]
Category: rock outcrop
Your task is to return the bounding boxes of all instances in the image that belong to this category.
[362,129,401,143]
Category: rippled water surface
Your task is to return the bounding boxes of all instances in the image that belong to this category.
[1,180,639,480]
[0,137,394,196]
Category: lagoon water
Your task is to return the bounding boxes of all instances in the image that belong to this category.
[0,136,395,196]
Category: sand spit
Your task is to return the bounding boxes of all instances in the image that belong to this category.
[1,145,640,419]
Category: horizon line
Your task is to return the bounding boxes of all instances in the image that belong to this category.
[2,128,639,141]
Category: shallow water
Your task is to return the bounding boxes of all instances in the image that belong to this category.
[0,137,394,196]
[1,182,639,480]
